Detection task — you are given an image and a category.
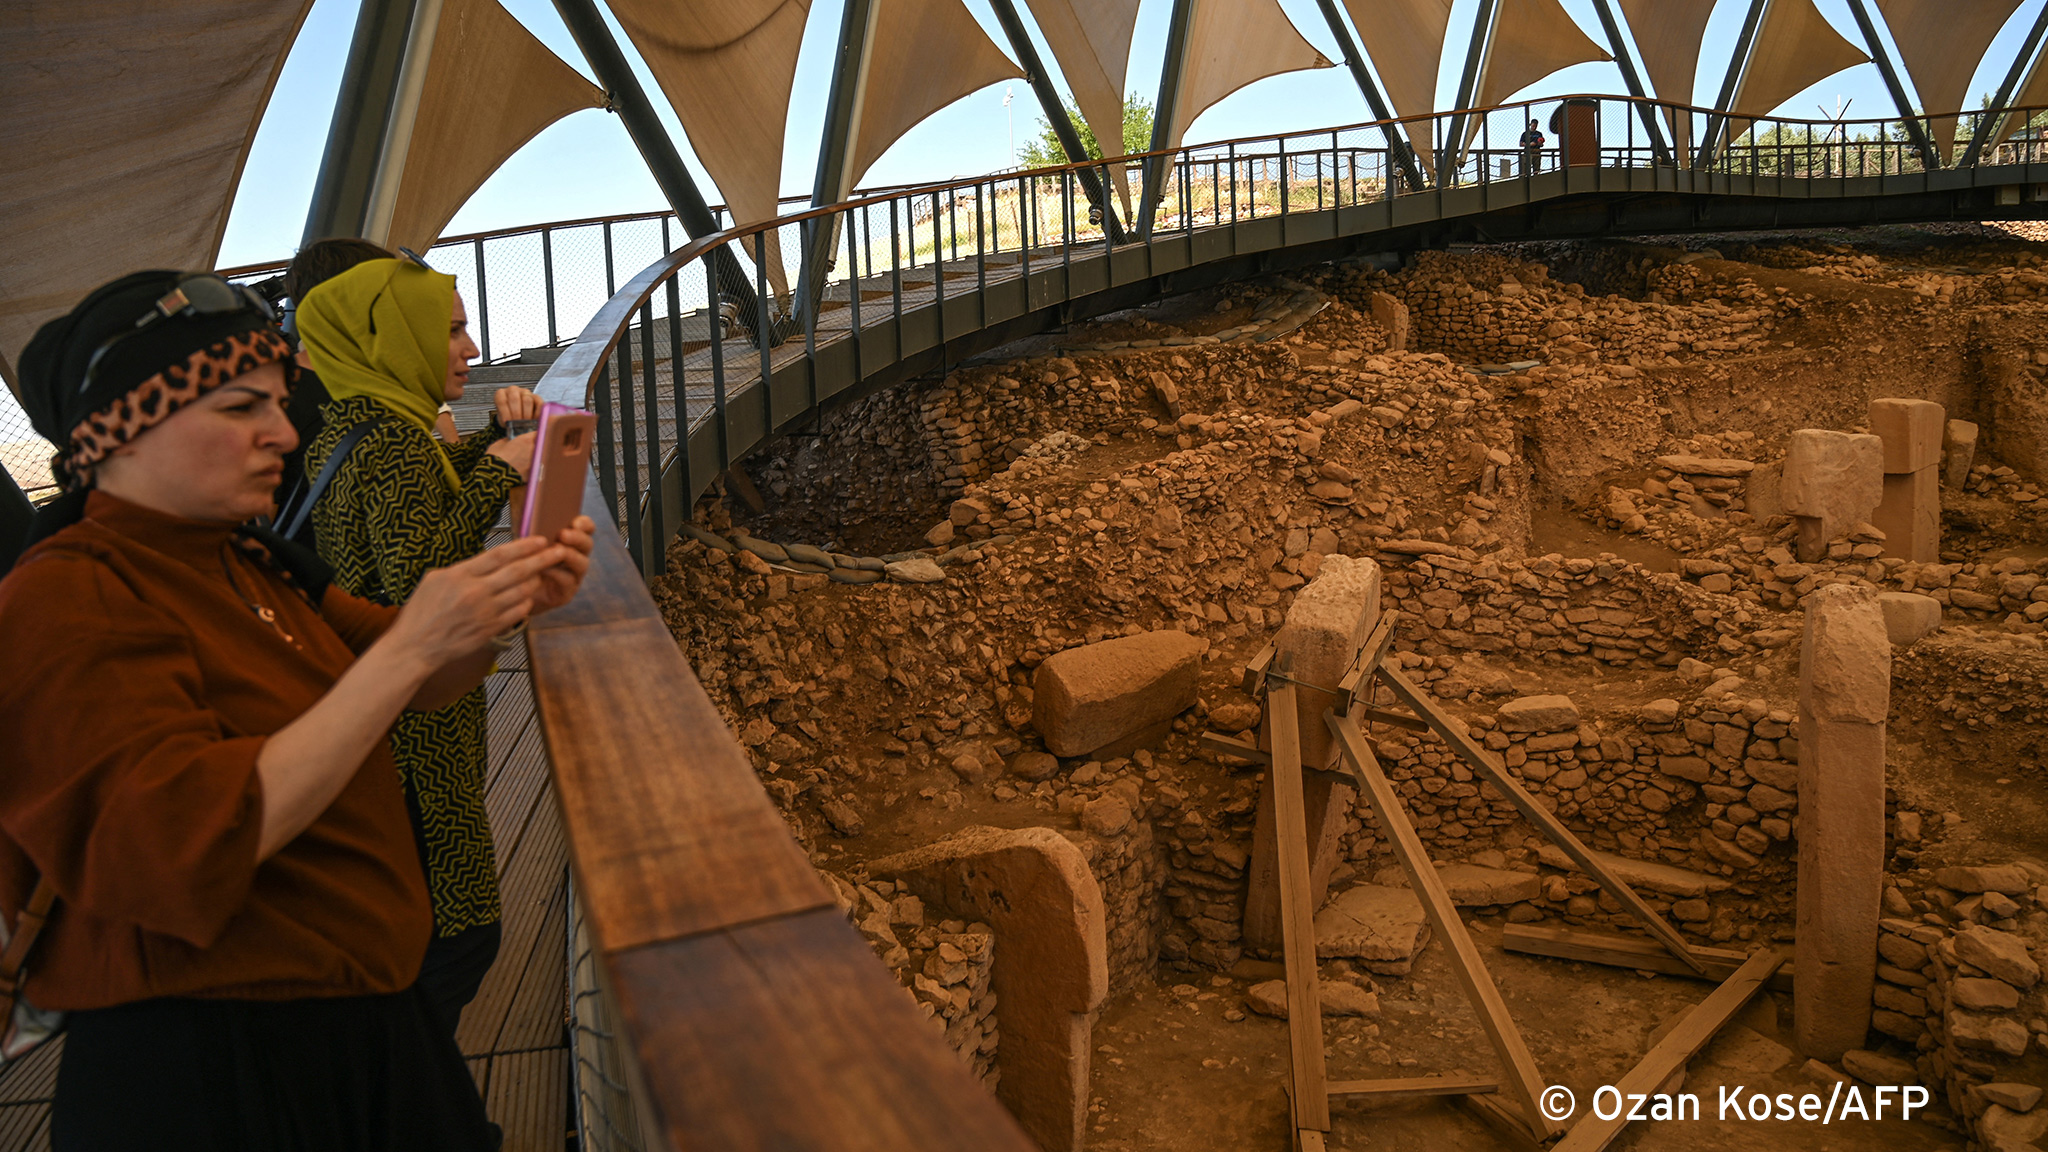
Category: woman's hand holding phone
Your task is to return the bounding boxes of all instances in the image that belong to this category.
[485,431,537,482]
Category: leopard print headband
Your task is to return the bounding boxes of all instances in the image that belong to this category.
[58,329,294,490]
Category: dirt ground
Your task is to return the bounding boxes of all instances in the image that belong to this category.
[662,221,2048,1152]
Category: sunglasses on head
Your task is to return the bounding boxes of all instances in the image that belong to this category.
[80,274,275,396]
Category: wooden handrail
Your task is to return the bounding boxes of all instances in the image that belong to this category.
[526,477,1036,1150]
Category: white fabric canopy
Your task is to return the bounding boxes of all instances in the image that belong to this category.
[1166,0,1331,151]
[848,0,1024,189]
[1342,0,1454,175]
[1876,0,2025,162]
[0,0,315,391]
[606,0,811,230]
[1617,0,1714,104]
[1022,0,1142,161]
[1731,0,1871,123]
[386,0,603,254]
[1475,0,1610,112]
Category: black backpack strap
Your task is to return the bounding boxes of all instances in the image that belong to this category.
[278,418,380,543]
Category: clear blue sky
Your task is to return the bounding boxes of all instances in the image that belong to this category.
[217,0,2047,267]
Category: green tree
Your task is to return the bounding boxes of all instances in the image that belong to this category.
[1018,94,1155,167]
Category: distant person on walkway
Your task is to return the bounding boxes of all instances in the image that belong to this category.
[0,269,592,1151]
[1520,119,1547,175]
[296,256,541,1039]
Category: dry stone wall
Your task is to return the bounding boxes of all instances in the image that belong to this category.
[827,872,1001,1087]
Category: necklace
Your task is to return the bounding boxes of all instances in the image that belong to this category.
[219,545,302,649]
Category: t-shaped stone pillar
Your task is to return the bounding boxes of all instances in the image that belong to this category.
[1781,429,1884,562]
[1794,583,1891,1061]
[1869,398,1944,562]
[1244,555,1380,953]
[1370,292,1410,352]
[870,826,1108,1152]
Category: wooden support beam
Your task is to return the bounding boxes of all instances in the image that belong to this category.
[1328,714,1555,1141]
[1502,924,1795,993]
[1378,669,1710,977]
[1328,1076,1499,1102]
[1551,949,1787,1152]
[1242,643,1276,695]
[1334,611,1401,711]
[1199,731,1269,764]
[1269,681,1330,1133]
[1459,1093,1545,1152]
[1356,708,1430,734]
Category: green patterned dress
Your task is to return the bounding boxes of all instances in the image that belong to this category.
[306,395,519,937]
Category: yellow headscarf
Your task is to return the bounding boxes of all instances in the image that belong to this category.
[296,257,460,489]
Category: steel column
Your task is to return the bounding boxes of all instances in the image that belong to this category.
[803,0,879,318]
[1962,2,2048,168]
[1698,0,1771,168]
[986,0,1126,244]
[1312,0,1426,188]
[1846,0,1938,168]
[1589,0,1673,165]
[1139,0,1198,236]
[550,0,762,332]
[302,0,423,246]
[1439,0,1500,186]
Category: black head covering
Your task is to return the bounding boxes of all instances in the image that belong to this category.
[8,270,286,568]
[18,270,278,450]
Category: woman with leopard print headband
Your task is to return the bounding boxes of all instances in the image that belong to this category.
[0,269,593,1151]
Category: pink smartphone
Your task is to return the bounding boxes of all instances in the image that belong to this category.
[516,402,596,540]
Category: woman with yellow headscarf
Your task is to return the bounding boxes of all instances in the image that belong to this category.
[296,257,537,1044]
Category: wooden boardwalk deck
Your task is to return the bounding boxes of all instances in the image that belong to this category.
[0,573,571,1151]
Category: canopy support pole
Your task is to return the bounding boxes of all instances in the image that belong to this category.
[551,0,764,336]
[803,0,879,320]
[1845,0,1938,169]
[302,0,424,246]
[1438,0,1500,187]
[1697,0,1770,168]
[1590,0,1673,165]
[986,0,1127,245]
[1961,2,2048,168]
[1312,0,1427,189]
[1138,0,1196,237]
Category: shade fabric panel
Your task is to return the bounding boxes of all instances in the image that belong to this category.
[1022,0,1142,161]
[1166,0,1332,151]
[1475,0,1611,113]
[386,0,605,255]
[848,0,1025,190]
[1875,0,2024,163]
[607,0,811,230]
[0,0,314,392]
[1343,0,1454,176]
[1616,0,1714,104]
[1730,0,1871,122]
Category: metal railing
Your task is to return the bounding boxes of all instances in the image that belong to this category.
[529,94,2048,579]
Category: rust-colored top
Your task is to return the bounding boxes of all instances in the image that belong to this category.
[0,493,431,1011]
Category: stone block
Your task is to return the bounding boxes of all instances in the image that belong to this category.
[1533,843,1729,897]
[1496,694,1581,732]
[1247,557,1379,952]
[1842,1049,1918,1085]
[1876,592,1943,646]
[1369,291,1409,352]
[870,826,1108,1152]
[1935,865,2035,895]
[1654,455,1757,477]
[1954,925,2042,988]
[1982,1103,2048,1152]
[1246,978,1379,1018]
[1874,467,1940,562]
[1979,1084,2044,1113]
[1033,630,1203,758]
[1952,976,2022,1011]
[1436,863,1540,905]
[1951,1011,2032,1057]
[1946,419,1980,489]
[1868,398,1945,474]
[1794,584,1890,1061]
[1314,884,1430,970]
[1782,429,1884,550]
